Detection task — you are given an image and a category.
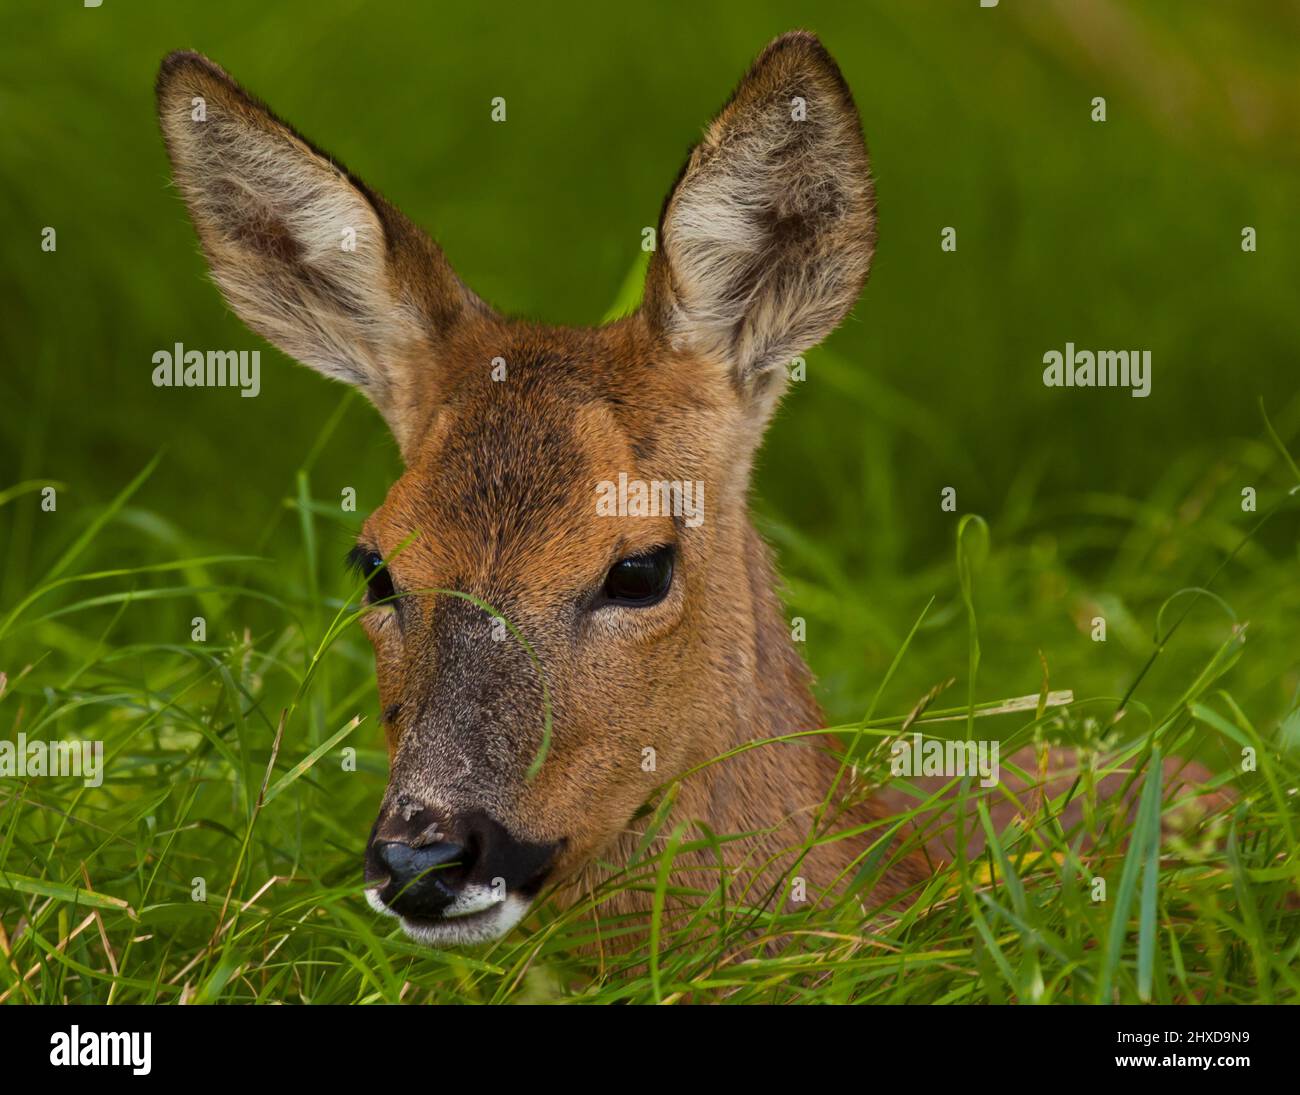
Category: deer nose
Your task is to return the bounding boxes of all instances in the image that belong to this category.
[365,807,562,922]
[370,838,468,919]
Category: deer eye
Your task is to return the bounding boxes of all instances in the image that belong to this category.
[363,553,395,604]
[349,547,395,605]
[602,546,674,607]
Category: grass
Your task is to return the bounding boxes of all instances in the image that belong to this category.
[2,397,1298,1005]
[4,0,1300,1005]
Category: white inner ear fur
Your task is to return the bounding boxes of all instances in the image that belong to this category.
[659,68,873,406]
[161,95,426,416]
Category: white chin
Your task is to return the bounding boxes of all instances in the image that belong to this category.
[364,887,529,947]
[365,887,400,918]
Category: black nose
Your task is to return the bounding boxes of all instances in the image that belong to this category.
[365,807,561,921]
[371,839,467,919]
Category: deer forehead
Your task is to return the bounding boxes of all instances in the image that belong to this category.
[363,346,733,597]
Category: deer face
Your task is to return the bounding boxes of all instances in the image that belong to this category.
[157,31,874,945]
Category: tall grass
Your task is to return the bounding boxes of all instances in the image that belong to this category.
[3,0,1300,1004]
[2,404,1297,1004]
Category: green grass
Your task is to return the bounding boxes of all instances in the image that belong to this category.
[2,401,1297,1004]
[3,0,1300,1004]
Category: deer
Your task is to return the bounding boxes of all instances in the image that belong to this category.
[156,32,1224,950]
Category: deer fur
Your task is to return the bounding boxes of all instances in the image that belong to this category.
[158,33,1213,951]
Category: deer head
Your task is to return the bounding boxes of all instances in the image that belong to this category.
[157,31,875,945]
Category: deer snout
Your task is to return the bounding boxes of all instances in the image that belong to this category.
[364,805,562,940]
[368,838,467,919]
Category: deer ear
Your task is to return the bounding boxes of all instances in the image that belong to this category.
[156,51,486,454]
[643,32,874,421]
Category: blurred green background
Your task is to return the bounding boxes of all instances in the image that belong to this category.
[3,0,1299,730]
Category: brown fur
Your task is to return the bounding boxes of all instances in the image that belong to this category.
[157,34,1214,950]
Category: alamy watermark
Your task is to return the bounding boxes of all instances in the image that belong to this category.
[49,1026,150,1076]
[595,472,704,528]
[152,343,261,397]
[890,733,1000,788]
[0,734,103,787]
[1042,343,1151,398]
